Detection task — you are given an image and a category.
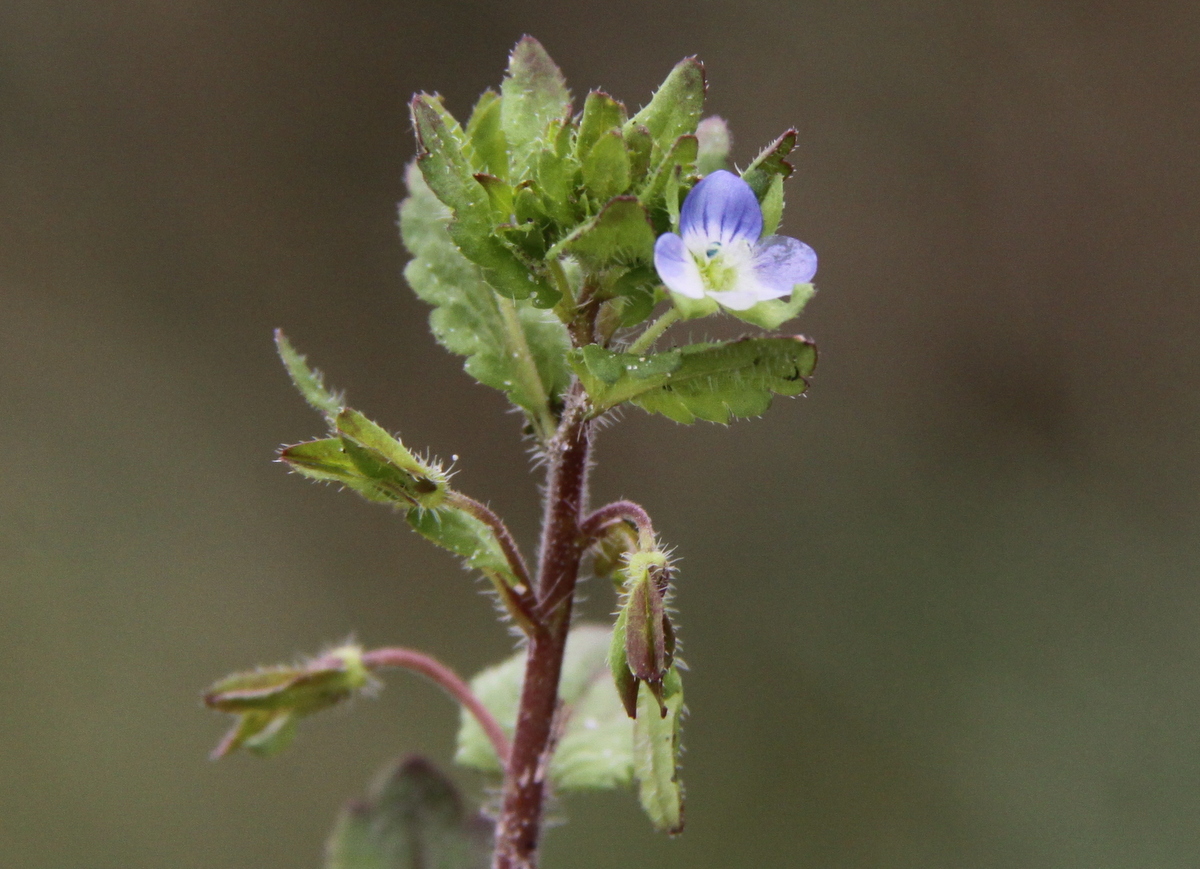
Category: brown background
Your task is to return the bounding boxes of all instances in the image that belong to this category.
[2,2,1198,867]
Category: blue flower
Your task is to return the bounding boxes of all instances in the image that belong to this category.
[653,170,817,312]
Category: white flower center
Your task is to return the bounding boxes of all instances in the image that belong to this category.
[692,238,754,294]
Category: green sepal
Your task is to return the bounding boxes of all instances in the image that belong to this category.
[553,197,656,267]
[400,163,570,439]
[609,607,640,719]
[695,116,732,175]
[576,90,628,160]
[455,625,635,791]
[335,409,448,507]
[205,645,374,759]
[465,90,507,179]
[500,36,571,170]
[279,438,394,504]
[275,330,343,423]
[627,57,706,150]
[570,336,818,423]
[324,757,492,869]
[621,551,674,714]
[669,291,719,320]
[760,173,785,236]
[633,666,685,834]
[582,130,632,203]
[740,128,797,199]
[727,284,816,330]
[406,506,521,588]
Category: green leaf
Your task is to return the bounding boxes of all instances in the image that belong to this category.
[582,130,632,203]
[638,135,698,224]
[695,116,731,175]
[500,37,571,166]
[465,90,507,178]
[455,625,635,791]
[740,128,797,199]
[575,90,627,160]
[275,330,343,422]
[325,757,492,869]
[553,197,657,267]
[633,666,685,834]
[400,163,570,440]
[406,506,520,587]
[627,57,706,150]
[728,283,816,330]
[570,336,818,423]
[530,148,577,227]
[410,94,489,220]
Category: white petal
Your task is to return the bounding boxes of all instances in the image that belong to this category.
[653,233,706,299]
[751,235,818,293]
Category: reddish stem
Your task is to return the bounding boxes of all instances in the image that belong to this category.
[361,647,510,765]
[581,499,656,548]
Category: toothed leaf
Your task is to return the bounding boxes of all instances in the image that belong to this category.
[627,58,706,150]
[455,625,634,790]
[570,336,817,423]
[741,129,797,199]
[500,37,571,168]
[275,331,343,422]
[553,197,656,267]
[633,666,685,834]
[400,164,570,440]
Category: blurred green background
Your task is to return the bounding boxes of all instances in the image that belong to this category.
[3,2,1198,867]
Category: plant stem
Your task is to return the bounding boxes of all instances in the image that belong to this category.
[582,500,656,549]
[493,386,592,869]
[360,647,510,764]
[625,306,680,356]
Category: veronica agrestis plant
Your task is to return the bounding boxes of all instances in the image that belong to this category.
[203,36,821,869]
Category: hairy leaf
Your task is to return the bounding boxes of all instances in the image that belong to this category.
[627,58,706,150]
[500,37,571,169]
[275,330,343,422]
[325,757,492,869]
[582,130,632,203]
[552,197,657,267]
[575,90,627,160]
[741,128,797,199]
[455,625,634,790]
[465,90,507,179]
[400,163,570,440]
[406,506,520,588]
[633,667,685,834]
[571,336,818,423]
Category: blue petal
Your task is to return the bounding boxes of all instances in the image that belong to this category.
[679,170,763,252]
[751,235,817,294]
[653,232,706,299]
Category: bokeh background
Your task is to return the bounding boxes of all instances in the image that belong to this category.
[3,2,1198,867]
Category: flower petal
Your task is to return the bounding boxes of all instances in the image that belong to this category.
[679,170,763,252]
[654,232,706,298]
[750,235,817,294]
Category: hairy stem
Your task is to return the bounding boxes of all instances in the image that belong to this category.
[625,306,679,356]
[582,499,657,549]
[494,386,592,869]
[360,647,510,764]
